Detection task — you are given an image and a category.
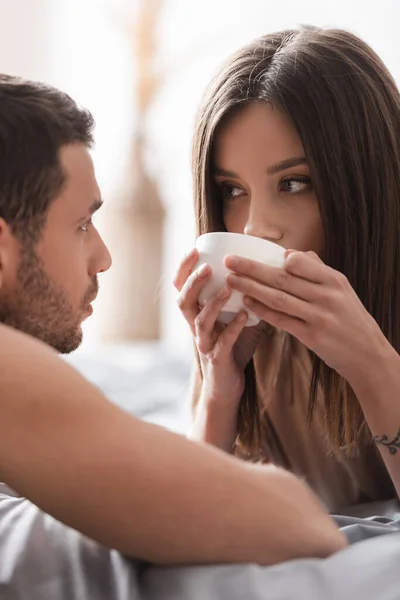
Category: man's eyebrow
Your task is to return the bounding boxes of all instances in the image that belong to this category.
[88,198,104,216]
[212,157,308,179]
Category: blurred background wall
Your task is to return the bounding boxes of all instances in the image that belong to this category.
[1,0,399,361]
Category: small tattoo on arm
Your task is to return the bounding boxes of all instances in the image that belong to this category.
[373,429,400,455]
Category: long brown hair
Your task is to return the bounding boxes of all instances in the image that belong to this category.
[191,26,400,455]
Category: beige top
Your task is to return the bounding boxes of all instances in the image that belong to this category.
[253,330,395,512]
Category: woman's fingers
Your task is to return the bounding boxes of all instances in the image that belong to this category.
[225,252,345,304]
[284,251,336,284]
[285,249,322,263]
[225,250,333,287]
[194,286,231,351]
[174,247,249,355]
[214,311,249,356]
[176,263,212,331]
[227,273,313,322]
[173,248,200,292]
[224,255,319,301]
[242,297,307,341]
[194,288,248,355]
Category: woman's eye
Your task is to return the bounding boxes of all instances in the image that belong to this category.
[279,177,311,194]
[220,183,244,200]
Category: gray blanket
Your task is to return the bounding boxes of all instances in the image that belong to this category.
[1,483,400,600]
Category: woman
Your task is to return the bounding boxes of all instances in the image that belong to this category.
[174,26,400,512]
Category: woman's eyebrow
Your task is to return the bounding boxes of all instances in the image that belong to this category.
[213,157,308,179]
[213,167,238,178]
[266,156,308,175]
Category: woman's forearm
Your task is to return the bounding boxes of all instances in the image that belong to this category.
[346,338,400,496]
[0,324,346,565]
[189,392,239,453]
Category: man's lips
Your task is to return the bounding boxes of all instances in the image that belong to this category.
[83,293,97,315]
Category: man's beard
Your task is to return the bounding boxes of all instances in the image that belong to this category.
[0,246,98,354]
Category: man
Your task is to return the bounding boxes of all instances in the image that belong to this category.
[0,74,345,597]
[0,75,109,350]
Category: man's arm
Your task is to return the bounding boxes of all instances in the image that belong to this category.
[0,324,346,565]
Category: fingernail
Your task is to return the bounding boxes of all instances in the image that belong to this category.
[227,273,240,285]
[237,311,248,322]
[197,264,209,278]
[185,248,195,260]
[225,255,239,268]
[243,296,254,307]
[284,249,299,260]
[217,286,230,300]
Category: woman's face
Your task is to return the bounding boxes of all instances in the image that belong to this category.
[212,102,324,255]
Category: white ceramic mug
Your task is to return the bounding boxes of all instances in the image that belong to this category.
[194,232,286,327]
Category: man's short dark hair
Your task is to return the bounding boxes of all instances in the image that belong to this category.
[0,74,94,244]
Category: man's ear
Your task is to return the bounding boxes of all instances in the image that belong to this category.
[0,218,20,289]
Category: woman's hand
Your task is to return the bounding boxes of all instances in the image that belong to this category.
[173,248,263,409]
[225,250,388,381]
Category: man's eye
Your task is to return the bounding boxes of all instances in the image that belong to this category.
[279,177,312,194]
[80,218,93,232]
[220,183,244,200]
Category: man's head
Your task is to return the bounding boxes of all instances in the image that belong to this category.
[0,75,112,353]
